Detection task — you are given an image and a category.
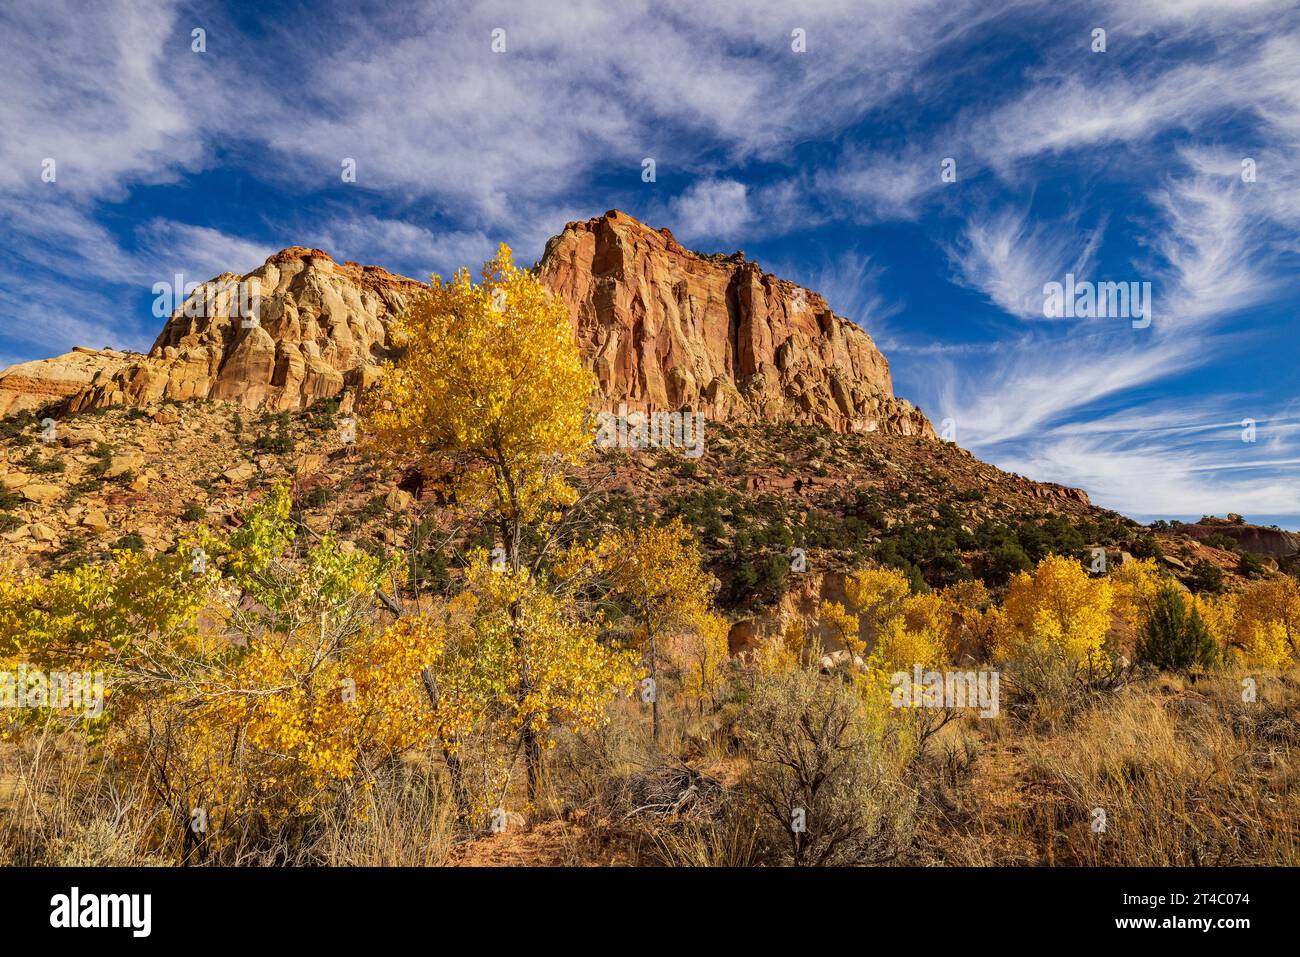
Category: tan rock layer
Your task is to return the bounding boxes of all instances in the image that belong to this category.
[0,348,136,417]
[63,248,427,414]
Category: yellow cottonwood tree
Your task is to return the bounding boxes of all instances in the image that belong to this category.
[367,246,635,801]
[676,611,731,710]
[826,565,949,672]
[427,552,638,803]
[0,484,442,857]
[820,600,863,658]
[1191,590,1237,654]
[1230,576,1299,668]
[1110,557,1162,631]
[844,566,911,633]
[937,578,995,662]
[874,594,948,672]
[601,518,721,741]
[366,243,594,566]
[993,554,1113,668]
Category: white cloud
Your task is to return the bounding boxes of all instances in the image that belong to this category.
[934,332,1202,448]
[816,151,939,222]
[1139,150,1290,332]
[301,216,495,281]
[0,0,199,197]
[955,390,1300,523]
[193,0,1005,232]
[969,29,1300,176]
[947,206,1105,320]
[1104,0,1296,32]
[665,179,753,243]
[134,220,277,282]
[1002,443,1300,519]
[773,249,902,334]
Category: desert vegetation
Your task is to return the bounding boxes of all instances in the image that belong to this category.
[0,250,1295,867]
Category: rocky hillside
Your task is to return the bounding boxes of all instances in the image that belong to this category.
[1,211,932,438]
[1174,514,1299,560]
[1,400,1275,661]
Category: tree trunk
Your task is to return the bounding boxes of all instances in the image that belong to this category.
[650,634,660,745]
[421,667,470,821]
[522,723,542,803]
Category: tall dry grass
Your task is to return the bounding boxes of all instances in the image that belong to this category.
[1021,677,1298,865]
[0,727,166,866]
[910,668,1299,866]
[4,666,1296,867]
[0,729,460,866]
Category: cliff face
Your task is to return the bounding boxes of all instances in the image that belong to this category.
[539,211,933,436]
[0,348,136,417]
[1179,521,1300,558]
[66,248,426,414]
[0,211,933,437]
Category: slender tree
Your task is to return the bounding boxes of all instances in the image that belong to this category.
[367,245,628,802]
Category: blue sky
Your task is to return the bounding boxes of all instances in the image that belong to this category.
[2,0,1297,527]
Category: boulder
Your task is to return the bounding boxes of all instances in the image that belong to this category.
[82,509,110,533]
[384,487,414,511]
[21,483,62,504]
[105,451,144,479]
[59,425,105,447]
[295,453,326,476]
[222,462,257,483]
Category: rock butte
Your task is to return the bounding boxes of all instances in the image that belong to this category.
[539,211,933,437]
[0,210,932,438]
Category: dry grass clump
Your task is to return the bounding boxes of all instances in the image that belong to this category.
[0,730,460,867]
[1019,675,1298,866]
[288,760,457,867]
[646,802,763,867]
[0,730,166,867]
[910,668,1299,866]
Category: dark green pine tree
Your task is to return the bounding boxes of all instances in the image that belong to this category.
[1137,584,1218,672]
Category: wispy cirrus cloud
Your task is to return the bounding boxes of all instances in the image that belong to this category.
[816,150,941,223]
[995,397,1300,519]
[921,152,1294,519]
[211,0,1007,232]
[946,206,1106,320]
[1103,0,1298,33]
[775,249,904,334]
[1147,170,1275,327]
[0,0,199,197]
[1000,438,1300,519]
